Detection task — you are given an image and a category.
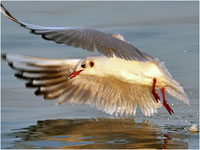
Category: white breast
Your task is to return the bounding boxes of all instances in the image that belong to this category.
[92,56,164,86]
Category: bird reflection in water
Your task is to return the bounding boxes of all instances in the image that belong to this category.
[11,118,188,149]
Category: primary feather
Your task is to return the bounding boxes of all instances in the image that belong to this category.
[1,4,149,62]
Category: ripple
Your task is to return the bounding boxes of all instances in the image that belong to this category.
[8,118,191,149]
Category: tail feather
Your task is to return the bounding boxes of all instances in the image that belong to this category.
[153,58,190,105]
[165,79,190,105]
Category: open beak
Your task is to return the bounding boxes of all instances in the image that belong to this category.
[68,70,83,79]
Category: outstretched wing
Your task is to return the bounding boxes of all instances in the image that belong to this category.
[2,53,161,116]
[2,53,80,96]
[1,4,150,62]
[63,75,162,116]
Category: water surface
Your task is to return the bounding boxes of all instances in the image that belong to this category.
[1,1,199,149]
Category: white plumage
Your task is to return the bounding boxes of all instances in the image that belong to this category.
[1,4,189,116]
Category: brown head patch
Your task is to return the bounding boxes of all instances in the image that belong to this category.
[89,61,94,67]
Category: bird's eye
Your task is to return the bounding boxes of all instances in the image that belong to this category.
[81,63,87,68]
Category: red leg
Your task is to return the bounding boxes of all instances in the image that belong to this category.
[163,134,170,150]
[152,78,160,102]
[161,88,174,115]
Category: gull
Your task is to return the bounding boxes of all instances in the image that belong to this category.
[1,4,190,116]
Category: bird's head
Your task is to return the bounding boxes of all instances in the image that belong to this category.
[68,58,95,79]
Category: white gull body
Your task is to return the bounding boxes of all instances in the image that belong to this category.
[1,4,190,116]
[80,56,165,86]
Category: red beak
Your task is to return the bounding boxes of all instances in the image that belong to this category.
[68,70,83,79]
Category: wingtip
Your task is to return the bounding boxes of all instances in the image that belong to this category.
[1,53,7,60]
[8,62,14,68]
[25,81,38,88]
[1,3,4,9]
[185,97,190,106]
[1,3,21,24]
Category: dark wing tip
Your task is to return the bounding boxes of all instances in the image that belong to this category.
[1,53,7,60]
[35,89,55,100]
[35,88,43,96]
[1,3,6,12]
[1,4,26,27]
[14,73,30,80]
[1,3,6,9]
[8,62,14,68]
[41,34,52,41]
[25,81,38,88]
[30,29,37,34]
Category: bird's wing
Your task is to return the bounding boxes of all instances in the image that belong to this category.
[1,4,150,62]
[2,53,160,116]
[2,53,80,90]
[65,75,161,116]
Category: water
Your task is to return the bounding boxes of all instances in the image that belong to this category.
[4,118,192,149]
[1,1,199,149]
